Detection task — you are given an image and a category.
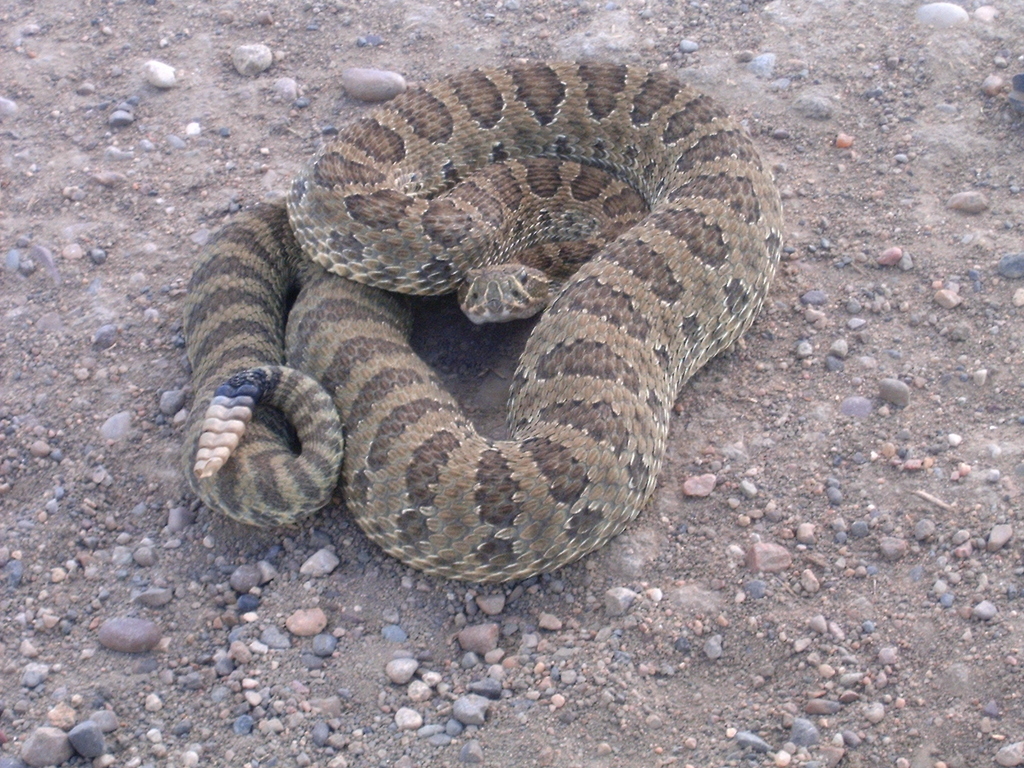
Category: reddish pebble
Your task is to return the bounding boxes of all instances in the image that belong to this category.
[97,618,162,653]
[745,541,792,573]
[682,473,717,496]
[286,608,327,637]
[835,133,854,148]
[981,75,1004,96]
[457,623,500,655]
[877,246,903,266]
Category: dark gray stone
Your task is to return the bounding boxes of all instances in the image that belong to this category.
[68,720,106,758]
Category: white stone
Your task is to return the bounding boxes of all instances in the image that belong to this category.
[143,60,177,89]
[232,44,273,76]
[916,3,969,28]
[394,707,423,730]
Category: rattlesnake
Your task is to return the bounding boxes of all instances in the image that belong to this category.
[182,61,782,583]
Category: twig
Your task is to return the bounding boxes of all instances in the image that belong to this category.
[911,489,954,512]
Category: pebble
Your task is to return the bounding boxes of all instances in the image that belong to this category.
[341,68,407,102]
[878,378,910,407]
[982,75,1005,96]
[299,548,339,576]
[744,579,767,599]
[682,473,716,496]
[47,702,76,730]
[20,727,73,768]
[382,624,408,642]
[232,44,273,76]
[68,720,106,758]
[703,633,723,659]
[134,587,173,607]
[273,77,298,101]
[133,546,156,566]
[800,569,820,593]
[475,593,506,615]
[745,541,791,573]
[996,742,1024,767]
[916,2,969,27]
[679,39,699,53]
[98,618,162,652]
[408,679,433,702]
[286,608,327,636]
[877,246,903,266]
[805,699,841,715]
[93,323,118,349]
[261,625,292,649]
[538,612,562,631]
[736,731,772,752]
[840,396,872,418]
[997,253,1024,279]
[747,53,776,78]
[108,109,134,128]
[863,701,885,724]
[459,739,484,763]
[143,60,177,89]
[229,563,262,593]
[0,96,18,119]
[972,600,998,621]
[395,707,423,730]
[312,633,338,657]
[933,288,962,309]
[914,519,936,541]
[233,714,254,734]
[89,710,119,733]
[457,623,499,654]
[946,191,989,214]
[792,94,833,120]
[468,678,502,699]
[100,411,132,441]
[21,662,49,688]
[604,586,638,615]
[878,537,908,560]
[385,657,419,684]
[452,694,490,726]
[987,524,1013,552]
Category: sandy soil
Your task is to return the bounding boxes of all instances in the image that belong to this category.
[2,1,1024,767]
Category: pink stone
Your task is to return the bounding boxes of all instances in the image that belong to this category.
[877,247,903,266]
[682,473,717,496]
[285,608,327,637]
[745,542,792,573]
[457,623,500,655]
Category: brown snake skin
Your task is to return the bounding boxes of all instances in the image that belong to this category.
[182,61,783,582]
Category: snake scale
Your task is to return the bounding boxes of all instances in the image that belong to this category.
[182,61,783,583]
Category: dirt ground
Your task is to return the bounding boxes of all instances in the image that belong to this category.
[2,0,1024,766]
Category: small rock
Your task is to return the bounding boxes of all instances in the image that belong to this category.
[100,411,132,441]
[29,440,51,457]
[452,694,490,726]
[341,68,407,102]
[312,633,338,657]
[604,586,638,615]
[972,600,998,621]
[459,739,484,764]
[233,714,254,735]
[133,546,156,567]
[286,608,327,636]
[878,537,908,561]
[88,709,119,733]
[914,519,936,541]
[385,657,419,684]
[232,44,273,76]
[98,617,162,653]
[792,93,832,120]
[382,624,408,642]
[20,726,73,768]
[840,396,872,418]
[108,109,134,128]
[47,702,76,730]
[982,75,1005,96]
[457,623,500,654]
[21,662,50,688]
[158,389,186,416]
[863,701,885,724]
[679,39,699,53]
[143,60,177,88]
[934,288,962,309]
[946,191,989,214]
[538,612,562,631]
[68,720,106,758]
[229,563,262,593]
[800,569,820,593]
[408,679,433,702]
[273,77,299,101]
[475,593,505,615]
[703,633,723,660]
[682,473,716,496]
[93,324,117,349]
[996,742,1024,767]
[260,625,292,649]
[736,731,772,752]
[134,587,173,607]
[747,53,776,78]
[997,253,1024,279]
[468,678,503,699]
[987,524,1013,552]
[917,2,969,27]
[878,378,910,407]
[745,541,791,573]
[0,96,18,119]
[299,548,339,576]
[395,707,423,730]
[790,717,820,747]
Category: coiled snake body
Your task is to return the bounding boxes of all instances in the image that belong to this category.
[182,62,782,582]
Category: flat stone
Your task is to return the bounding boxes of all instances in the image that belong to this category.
[133,587,173,607]
[917,2,969,27]
[475,594,505,615]
[99,411,132,441]
[945,190,989,214]
[457,623,499,654]
[840,396,872,418]
[745,541,791,573]
[736,731,771,753]
[996,742,1024,767]
[88,709,119,733]
[682,473,716,496]
[537,612,562,631]
[68,720,106,758]
[98,618,162,653]
[299,548,339,576]
[260,625,292,649]
[341,68,407,102]
[286,608,327,637]
[790,717,820,747]
[20,727,73,767]
[987,524,1013,552]
[997,254,1024,279]
[792,93,833,120]
[232,44,273,76]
